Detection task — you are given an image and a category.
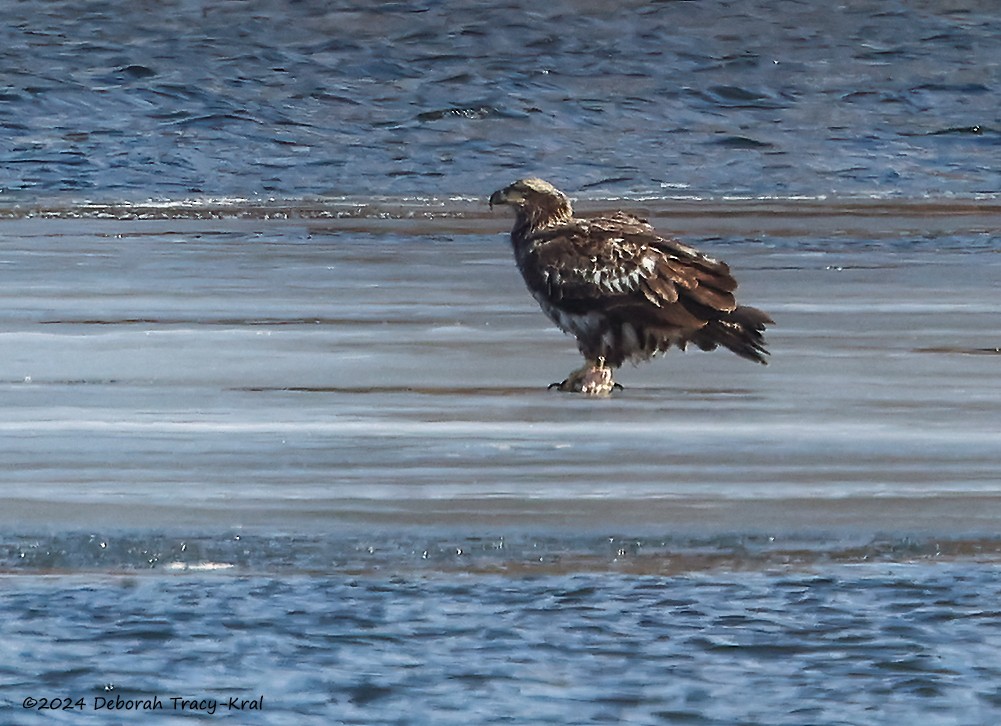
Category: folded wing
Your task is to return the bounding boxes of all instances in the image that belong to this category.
[520,214,770,365]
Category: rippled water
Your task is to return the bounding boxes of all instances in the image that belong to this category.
[2,2,1001,723]
[3,565,1001,725]
[2,0,999,201]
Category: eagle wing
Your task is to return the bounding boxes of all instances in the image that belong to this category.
[524,213,738,330]
[516,211,770,365]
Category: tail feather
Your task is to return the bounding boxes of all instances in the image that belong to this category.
[691,305,773,364]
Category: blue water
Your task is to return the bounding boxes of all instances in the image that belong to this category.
[5,564,1001,724]
[1,0,999,202]
[2,2,1001,723]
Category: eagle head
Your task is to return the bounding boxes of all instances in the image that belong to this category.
[489,178,573,228]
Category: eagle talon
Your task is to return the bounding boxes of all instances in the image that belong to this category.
[550,361,617,396]
[549,377,623,393]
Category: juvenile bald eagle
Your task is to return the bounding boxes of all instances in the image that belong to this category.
[489,178,772,395]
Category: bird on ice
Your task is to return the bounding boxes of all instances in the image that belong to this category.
[489,178,773,395]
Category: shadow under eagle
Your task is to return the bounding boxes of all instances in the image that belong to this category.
[489,178,773,395]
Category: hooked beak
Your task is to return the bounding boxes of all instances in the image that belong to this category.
[488,188,508,210]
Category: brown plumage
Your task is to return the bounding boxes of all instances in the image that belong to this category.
[488,178,773,394]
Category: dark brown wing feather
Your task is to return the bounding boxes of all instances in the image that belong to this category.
[517,213,771,365]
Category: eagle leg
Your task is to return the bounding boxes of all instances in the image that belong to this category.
[549,357,621,396]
